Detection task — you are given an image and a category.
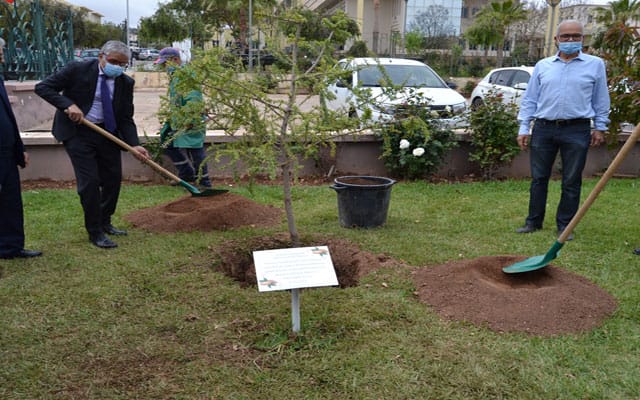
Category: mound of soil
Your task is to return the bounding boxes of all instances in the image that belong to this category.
[414,255,618,336]
[124,193,283,232]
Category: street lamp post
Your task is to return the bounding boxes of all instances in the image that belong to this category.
[544,0,561,57]
[248,0,253,72]
[126,0,130,48]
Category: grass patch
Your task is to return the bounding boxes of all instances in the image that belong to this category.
[1,179,639,399]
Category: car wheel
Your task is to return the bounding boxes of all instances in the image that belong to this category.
[471,97,484,111]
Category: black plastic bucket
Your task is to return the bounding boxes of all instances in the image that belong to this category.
[330,176,396,228]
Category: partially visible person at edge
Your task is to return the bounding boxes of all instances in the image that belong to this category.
[35,40,150,250]
[155,47,211,188]
[515,19,610,242]
[0,38,42,260]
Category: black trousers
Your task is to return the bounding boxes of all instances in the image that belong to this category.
[63,125,122,237]
[0,152,24,257]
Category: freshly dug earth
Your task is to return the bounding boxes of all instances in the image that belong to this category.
[124,191,617,336]
[124,193,283,232]
[414,255,618,336]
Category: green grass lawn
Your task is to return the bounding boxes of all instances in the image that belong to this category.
[1,178,639,399]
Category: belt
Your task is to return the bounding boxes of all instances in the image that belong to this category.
[536,118,591,126]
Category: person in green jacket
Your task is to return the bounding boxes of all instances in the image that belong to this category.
[155,47,211,188]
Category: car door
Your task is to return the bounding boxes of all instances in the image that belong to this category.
[509,70,531,106]
[326,60,354,115]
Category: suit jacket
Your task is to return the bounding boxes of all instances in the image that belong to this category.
[0,76,26,167]
[35,59,139,146]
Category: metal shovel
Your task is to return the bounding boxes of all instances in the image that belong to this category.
[81,118,228,197]
[503,122,640,274]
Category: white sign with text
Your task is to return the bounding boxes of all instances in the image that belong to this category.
[253,246,338,292]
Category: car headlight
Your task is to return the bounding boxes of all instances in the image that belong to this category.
[450,102,467,116]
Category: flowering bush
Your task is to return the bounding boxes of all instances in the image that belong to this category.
[377,104,457,180]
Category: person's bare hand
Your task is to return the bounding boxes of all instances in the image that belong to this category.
[64,104,84,123]
[132,145,150,161]
[23,152,30,168]
[517,135,529,150]
[590,130,605,147]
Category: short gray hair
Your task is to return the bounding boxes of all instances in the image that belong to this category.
[101,40,131,59]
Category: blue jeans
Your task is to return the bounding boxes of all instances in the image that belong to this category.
[164,145,211,187]
[525,120,591,230]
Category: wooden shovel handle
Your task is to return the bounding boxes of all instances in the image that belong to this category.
[558,123,640,243]
[80,118,182,184]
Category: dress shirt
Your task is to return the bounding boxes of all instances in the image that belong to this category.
[86,68,115,124]
[517,51,610,135]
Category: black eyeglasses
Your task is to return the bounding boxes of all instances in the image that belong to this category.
[558,34,583,41]
[106,58,129,67]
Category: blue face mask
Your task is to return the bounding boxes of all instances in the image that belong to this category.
[558,42,582,55]
[103,62,124,78]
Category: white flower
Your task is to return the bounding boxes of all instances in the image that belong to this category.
[399,139,410,150]
[413,147,425,157]
[445,105,452,113]
[430,110,439,118]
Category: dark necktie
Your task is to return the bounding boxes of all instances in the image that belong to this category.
[100,75,116,132]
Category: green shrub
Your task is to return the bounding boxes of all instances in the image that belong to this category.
[465,89,520,180]
[377,104,457,180]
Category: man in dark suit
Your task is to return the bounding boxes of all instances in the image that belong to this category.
[0,39,42,259]
[35,40,149,249]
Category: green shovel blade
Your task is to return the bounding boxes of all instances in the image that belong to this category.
[178,180,228,197]
[502,241,565,274]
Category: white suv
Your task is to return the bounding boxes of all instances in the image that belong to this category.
[326,57,467,127]
[470,66,534,110]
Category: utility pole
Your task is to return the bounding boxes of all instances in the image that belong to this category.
[126,0,130,49]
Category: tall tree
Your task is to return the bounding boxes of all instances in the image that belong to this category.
[408,5,455,49]
[474,0,527,67]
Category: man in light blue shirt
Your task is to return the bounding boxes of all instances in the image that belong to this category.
[515,19,610,240]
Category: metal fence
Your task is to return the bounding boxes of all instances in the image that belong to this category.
[0,0,74,81]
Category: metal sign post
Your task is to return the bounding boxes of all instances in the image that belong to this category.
[254,246,338,333]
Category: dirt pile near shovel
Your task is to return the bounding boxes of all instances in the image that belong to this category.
[124,193,283,232]
[413,255,618,336]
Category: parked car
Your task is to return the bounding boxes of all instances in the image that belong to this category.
[137,48,159,61]
[470,66,534,111]
[326,57,467,127]
[79,48,100,60]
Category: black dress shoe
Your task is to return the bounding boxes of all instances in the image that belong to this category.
[634,248,640,255]
[516,224,541,234]
[17,249,43,258]
[103,224,127,236]
[90,234,118,249]
[0,249,43,259]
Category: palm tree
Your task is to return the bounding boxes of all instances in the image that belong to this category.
[463,21,500,66]
[475,0,527,67]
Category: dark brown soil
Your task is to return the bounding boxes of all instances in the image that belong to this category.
[213,233,395,288]
[124,192,283,232]
[414,255,618,336]
[32,179,615,337]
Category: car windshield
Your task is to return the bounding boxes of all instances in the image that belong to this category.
[357,64,446,88]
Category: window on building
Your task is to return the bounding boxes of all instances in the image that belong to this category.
[461,7,468,18]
